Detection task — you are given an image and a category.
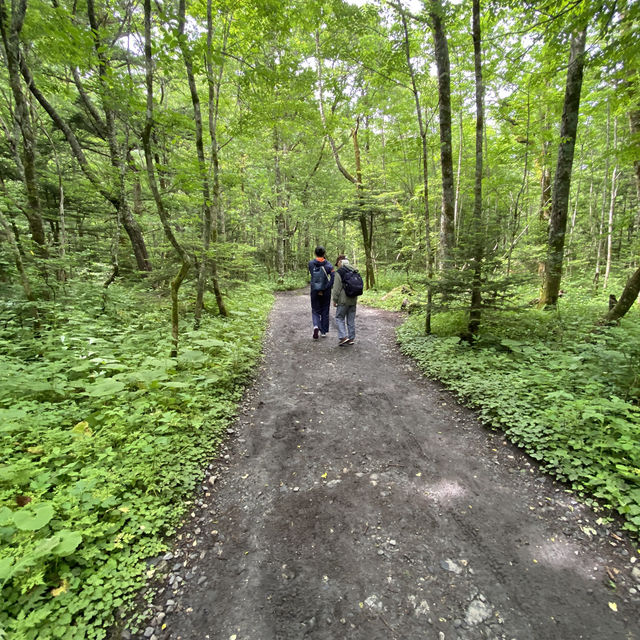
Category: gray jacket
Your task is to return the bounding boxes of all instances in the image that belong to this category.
[332,266,358,306]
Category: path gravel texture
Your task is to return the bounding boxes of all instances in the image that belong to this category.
[128,290,640,640]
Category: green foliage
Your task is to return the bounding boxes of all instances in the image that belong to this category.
[271,271,309,291]
[391,282,640,537]
[0,282,273,639]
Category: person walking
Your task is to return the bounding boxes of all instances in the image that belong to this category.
[332,255,359,346]
[308,246,334,339]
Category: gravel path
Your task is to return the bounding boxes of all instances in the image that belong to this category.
[127,290,640,640]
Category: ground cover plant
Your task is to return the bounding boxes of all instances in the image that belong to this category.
[0,282,273,640]
[364,279,640,539]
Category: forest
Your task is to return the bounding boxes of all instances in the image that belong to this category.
[0,0,639,637]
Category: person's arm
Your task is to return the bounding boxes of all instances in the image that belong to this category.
[332,271,342,303]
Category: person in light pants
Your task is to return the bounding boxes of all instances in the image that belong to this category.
[332,255,358,346]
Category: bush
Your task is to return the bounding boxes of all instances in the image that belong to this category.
[0,282,273,639]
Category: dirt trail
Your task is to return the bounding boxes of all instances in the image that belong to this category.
[132,290,640,640]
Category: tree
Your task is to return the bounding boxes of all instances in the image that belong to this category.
[395,3,435,332]
[177,0,227,322]
[604,265,640,324]
[467,0,485,336]
[142,0,191,357]
[540,27,587,307]
[430,0,455,266]
[0,0,47,252]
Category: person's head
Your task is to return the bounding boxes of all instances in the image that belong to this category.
[335,254,347,267]
[314,246,326,258]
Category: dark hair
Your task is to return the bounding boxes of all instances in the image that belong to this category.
[314,246,326,257]
[335,254,346,265]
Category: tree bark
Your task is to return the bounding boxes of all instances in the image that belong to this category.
[604,265,640,324]
[87,0,151,276]
[540,28,587,307]
[19,47,152,272]
[178,0,226,324]
[0,210,37,319]
[398,6,433,333]
[594,103,610,291]
[143,0,191,357]
[430,0,455,266]
[468,0,484,337]
[206,0,230,314]
[352,118,375,289]
[630,109,640,205]
[273,128,286,279]
[0,0,47,252]
[604,117,618,290]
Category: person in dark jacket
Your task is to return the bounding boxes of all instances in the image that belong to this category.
[332,254,358,346]
[308,246,334,339]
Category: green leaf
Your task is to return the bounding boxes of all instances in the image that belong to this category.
[178,350,208,364]
[13,503,55,531]
[52,531,82,556]
[0,556,14,581]
[86,378,126,397]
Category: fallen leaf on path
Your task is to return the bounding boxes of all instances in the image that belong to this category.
[608,602,618,612]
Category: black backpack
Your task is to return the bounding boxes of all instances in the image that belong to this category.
[339,267,363,297]
[310,262,331,291]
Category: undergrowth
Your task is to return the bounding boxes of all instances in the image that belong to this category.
[0,281,273,640]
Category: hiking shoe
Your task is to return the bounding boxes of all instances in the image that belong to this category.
[347,339,355,345]
[313,327,319,339]
[320,332,327,338]
[338,338,349,346]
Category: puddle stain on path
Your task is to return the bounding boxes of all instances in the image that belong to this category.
[128,291,640,640]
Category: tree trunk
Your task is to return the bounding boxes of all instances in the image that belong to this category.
[352,118,375,289]
[87,0,151,276]
[398,6,433,333]
[566,142,583,276]
[20,47,152,272]
[468,0,484,337]
[143,0,191,356]
[454,108,463,240]
[273,128,286,280]
[0,210,38,324]
[539,28,587,307]
[507,87,531,277]
[629,109,640,205]
[430,0,455,266]
[41,126,67,281]
[181,0,226,322]
[604,120,618,290]
[205,0,229,316]
[0,0,46,252]
[604,265,640,324]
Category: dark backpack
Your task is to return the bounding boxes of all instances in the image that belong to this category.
[310,262,331,291]
[339,267,363,297]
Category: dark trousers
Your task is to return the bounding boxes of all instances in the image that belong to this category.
[310,290,331,333]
